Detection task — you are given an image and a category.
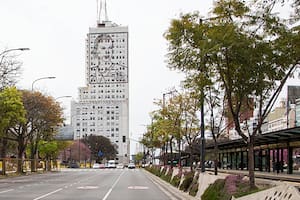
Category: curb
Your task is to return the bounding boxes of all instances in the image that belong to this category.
[143,169,197,200]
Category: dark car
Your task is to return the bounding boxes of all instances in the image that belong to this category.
[68,162,80,168]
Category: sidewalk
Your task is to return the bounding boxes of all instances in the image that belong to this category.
[211,168,300,183]
[143,169,197,200]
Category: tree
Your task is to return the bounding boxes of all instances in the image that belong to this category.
[8,90,63,173]
[135,152,144,165]
[0,49,22,90]
[38,140,58,171]
[161,92,184,168]
[165,0,299,188]
[179,91,200,170]
[0,87,26,175]
[83,135,117,163]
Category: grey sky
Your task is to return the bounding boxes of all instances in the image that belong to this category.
[0,0,214,141]
[0,0,295,153]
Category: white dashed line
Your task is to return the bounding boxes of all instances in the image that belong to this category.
[102,171,124,200]
[33,188,63,200]
[0,189,14,194]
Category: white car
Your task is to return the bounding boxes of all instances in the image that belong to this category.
[116,163,124,169]
[107,160,116,168]
[92,163,100,169]
[128,163,135,169]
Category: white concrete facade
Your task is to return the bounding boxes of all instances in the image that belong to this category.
[71,20,129,164]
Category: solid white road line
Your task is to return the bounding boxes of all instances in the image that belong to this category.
[0,189,14,194]
[33,188,63,200]
[102,171,125,200]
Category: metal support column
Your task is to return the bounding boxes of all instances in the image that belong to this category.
[241,151,244,170]
[287,142,293,174]
[276,148,280,173]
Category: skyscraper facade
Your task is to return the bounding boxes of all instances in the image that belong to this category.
[71,16,129,163]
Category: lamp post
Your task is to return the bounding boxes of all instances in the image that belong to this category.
[0,47,30,57]
[55,96,72,101]
[31,76,56,91]
[31,76,55,171]
[162,90,177,166]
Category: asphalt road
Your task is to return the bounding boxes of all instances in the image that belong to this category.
[0,168,174,200]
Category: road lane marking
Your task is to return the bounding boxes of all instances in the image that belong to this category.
[0,189,14,194]
[77,186,99,190]
[128,186,149,190]
[33,188,63,200]
[102,171,125,200]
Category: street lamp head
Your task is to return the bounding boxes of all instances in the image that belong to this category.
[19,48,30,51]
[55,95,72,100]
[31,76,56,91]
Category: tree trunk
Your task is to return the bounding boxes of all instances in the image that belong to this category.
[170,137,174,168]
[189,152,194,171]
[17,147,24,174]
[178,139,181,167]
[30,145,37,172]
[164,142,168,166]
[189,146,194,171]
[214,142,218,175]
[248,135,255,188]
[1,138,7,175]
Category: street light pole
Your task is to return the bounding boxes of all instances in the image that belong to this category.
[55,95,72,100]
[0,47,30,57]
[31,76,55,171]
[31,76,56,91]
[162,90,177,166]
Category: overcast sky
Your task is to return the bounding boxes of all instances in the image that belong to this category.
[0,0,295,152]
[0,0,215,142]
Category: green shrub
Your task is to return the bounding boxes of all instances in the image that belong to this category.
[189,182,199,196]
[160,166,167,177]
[170,174,181,187]
[188,172,199,196]
[201,176,265,200]
[201,179,231,200]
[161,167,173,182]
[145,165,161,176]
[179,171,195,192]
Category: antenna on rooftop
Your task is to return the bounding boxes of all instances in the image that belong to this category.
[104,0,108,21]
[97,0,109,24]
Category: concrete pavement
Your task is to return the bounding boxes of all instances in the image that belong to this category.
[0,168,178,200]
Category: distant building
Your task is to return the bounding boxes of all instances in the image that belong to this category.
[295,98,300,126]
[71,2,129,164]
[55,125,74,140]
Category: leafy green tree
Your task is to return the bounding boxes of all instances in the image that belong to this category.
[135,152,144,165]
[8,90,63,173]
[140,123,162,164]
[165,0,299,188]
[38,140,58,171]
[83,135,117,163]
[179,91,200,170]
[0,87,26,174]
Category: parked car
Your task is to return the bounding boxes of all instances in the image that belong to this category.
[116,163,124,169]
[107,160,116,168]
[128,163,135,169]
[68,162,79,168]
[99,163,105,169]
[92,163,101,169]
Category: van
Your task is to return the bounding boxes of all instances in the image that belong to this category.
[107,160,116,168]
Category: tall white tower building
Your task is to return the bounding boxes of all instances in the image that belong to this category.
[71,1,129,163]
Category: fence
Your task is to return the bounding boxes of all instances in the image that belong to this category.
[0,158,59,175]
